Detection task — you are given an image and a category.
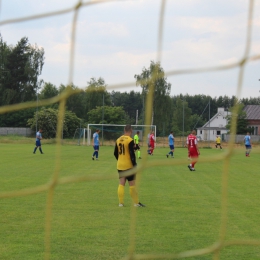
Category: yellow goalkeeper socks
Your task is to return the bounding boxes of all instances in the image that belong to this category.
[129,186,139,204]
[118,184,125,204]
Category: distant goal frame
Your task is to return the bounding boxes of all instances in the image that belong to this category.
[84,124,156,146]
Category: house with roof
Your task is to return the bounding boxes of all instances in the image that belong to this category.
[196,107,231,141]
[243,105,260,135]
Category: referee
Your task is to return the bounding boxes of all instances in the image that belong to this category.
[134,131,142,159]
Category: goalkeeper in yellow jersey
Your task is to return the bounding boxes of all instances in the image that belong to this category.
[215,135,222,149]
[114,125,145,207]
[134,130,142,159]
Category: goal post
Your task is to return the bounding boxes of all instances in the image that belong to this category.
[73,127,86,145]
[85,124,156,146]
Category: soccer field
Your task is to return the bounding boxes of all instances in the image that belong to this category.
[1,143,260,260]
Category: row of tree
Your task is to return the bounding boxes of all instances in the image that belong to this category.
[1,36,259,138]
[27,78,260,137]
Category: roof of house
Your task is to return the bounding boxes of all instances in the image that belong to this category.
[243,105,260,120]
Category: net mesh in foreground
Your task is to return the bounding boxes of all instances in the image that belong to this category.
[0,0,260,260]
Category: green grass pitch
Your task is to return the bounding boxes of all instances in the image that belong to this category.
[0,143,260,260]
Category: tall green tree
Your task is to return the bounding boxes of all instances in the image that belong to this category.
[0,36,44,105]
[87,106,127,125]
[240,97,260,105]
[134,61,171,135]
[59,84,86,119]
[27,108,81,138]
[190,114,206,130]
[0,108,35,127]
[171,98,192,136]
[110,90,143,125]
[84,77,111,120]
[0,36,44,127]
[183,94,213,121]
[226,103,248,134]
[0,36,11,104]
[39,82,58,99]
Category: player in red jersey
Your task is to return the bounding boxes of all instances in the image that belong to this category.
[149,130,155,155]
[187,130,200,171]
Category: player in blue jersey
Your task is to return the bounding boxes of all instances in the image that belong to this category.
[244,132,251,157]
[92,129,100,160]
[166,131,174,158]
[33,129,44,154]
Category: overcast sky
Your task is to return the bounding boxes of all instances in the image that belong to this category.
[0,0,260,98]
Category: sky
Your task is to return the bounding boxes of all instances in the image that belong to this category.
[0,0,260,99]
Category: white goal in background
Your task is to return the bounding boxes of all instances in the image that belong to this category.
[84,124,156,146]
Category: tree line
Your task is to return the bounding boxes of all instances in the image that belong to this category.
[0,36,259,138]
